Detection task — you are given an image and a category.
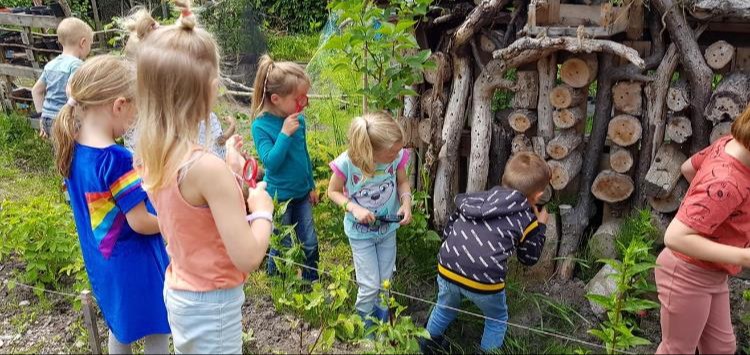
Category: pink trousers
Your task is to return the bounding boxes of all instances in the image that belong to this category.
[655,249,736,354]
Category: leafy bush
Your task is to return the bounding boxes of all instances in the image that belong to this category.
[0,113,54,172]
[266,33,319,62]
[252,0,327,34]
[200,0,267,57]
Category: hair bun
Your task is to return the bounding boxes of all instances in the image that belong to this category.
[173,0,196,30]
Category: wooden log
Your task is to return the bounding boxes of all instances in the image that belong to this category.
[553,106,585,129]
[607,114,643,147]
[418,118,432,144]
[539,184,553,204]
[666,115,693,144]
[546,129,582,160]
[588,218,622,260]
[488,122,512,189]
[704,40,735,70]
[710,121,733,143]
[511,134,533,154]
[512,71,539,109]
[612,81,643,116]
[424,52,452,85]
[667,78,690,112]
[704,72,750,123]
[609,146,634,173]
[592,170,635,203]
[560,54,598,88]
[508,109,538,133]
[550,84,586,109]
[688,0,750,21]
[537,54,557,140]
[644,144,687,198]
[532,136,547,160]
[648,178,689,213]
[421,88,447,118]
[479,30,504,53]
[548,152,583,190]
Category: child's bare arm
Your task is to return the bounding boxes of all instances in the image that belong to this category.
[31,79,46,114]
[396,166,412,225]
[681,160,697,183]
[327,172,375,224]
[124,202,161,235]
[665,219,750,267]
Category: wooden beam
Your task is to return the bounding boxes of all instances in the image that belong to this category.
[0,64,43,79]
[0,13,61,29]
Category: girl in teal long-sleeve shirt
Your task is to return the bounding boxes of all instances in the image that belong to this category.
[250,54,319,281]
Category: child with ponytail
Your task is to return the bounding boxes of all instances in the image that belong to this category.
[134,1,274,353]
[52,54,170,354]
[326,112,413,329]
[251,55,319,281]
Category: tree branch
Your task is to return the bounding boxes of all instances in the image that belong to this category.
[452,0,512,52]
[494,37,645,69]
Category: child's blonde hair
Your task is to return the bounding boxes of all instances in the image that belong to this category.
[134,0,221,191]
[732,103,750,150]
[348,112,405,177]
[251,54,310,117]
[57,17,93,47]
[501,152,551,199]
[121,7,159,58]
[53,55,135,177]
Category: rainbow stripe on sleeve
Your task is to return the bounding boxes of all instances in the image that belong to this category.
[86,191,125,259]
[109,169,142,200]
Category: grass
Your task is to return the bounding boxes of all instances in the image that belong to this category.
[266,33,321,62]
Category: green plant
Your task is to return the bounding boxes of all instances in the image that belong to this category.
[267,33,320,62]
[0,113,55,173]
[586,225,659,354]
[615,209,659,258]
[325,0,434,113]
[367,281,430,354]
[251,0,328,34]
[741,289,750,354]
[491,69,518,113]
[201,0,268,57]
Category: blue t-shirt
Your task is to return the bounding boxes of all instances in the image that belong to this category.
[66,143,170,343]
[40,54,82,119]
[330,149,410,240]
[251,112,314,201]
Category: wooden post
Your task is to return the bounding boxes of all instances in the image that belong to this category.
[537,53,557,141]
[89,0,105,48]
[161,0,169,20]
[80,290,102,354]
[57,0,72,17]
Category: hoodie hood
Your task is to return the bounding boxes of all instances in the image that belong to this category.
[454,186,530,219]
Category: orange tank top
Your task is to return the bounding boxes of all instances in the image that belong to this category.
[149,156,247,292]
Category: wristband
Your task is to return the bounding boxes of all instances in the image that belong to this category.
[246,211,273,224]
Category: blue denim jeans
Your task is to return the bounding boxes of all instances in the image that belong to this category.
[426,275,508,352]
[350,232,397,315]
[164,285,245,354]
[267,197,319,281]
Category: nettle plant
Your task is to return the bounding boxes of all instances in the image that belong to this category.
[325,0,434,113]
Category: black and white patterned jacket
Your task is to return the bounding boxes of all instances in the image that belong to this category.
[438,186,547,294]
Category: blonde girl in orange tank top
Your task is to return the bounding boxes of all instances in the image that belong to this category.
[132,1,274,353]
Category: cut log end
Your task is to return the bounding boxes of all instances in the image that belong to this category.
[548,153,583,190]
[704,40,735,70]
[553,106,585,129]
[607,114,643,147]
[710,121,733,143]
[508,109,538,134]
[667,79,690,112]
[550,84,586,109]
[609,147,634,174]
[644,144,688,198]
[612,81,643,116]
[560,55,598,88]
[666,115,693,144]
[511,134,533,154]
[547,129,583,160]
[592,170,635,203]
[704,72,750,123]
[424,52,452,85]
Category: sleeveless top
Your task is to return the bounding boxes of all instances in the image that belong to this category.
[149,150,247,291]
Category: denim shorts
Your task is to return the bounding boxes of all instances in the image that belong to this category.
[164,285,245,354]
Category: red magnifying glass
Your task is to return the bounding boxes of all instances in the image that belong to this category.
[295,94,309,114]
[242,156,259,188]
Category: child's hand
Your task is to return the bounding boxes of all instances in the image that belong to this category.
[247,181,273,214]
[224,134,246,176]
[533,205,549,224]
[351,204,375,224]
[39,126,47,139]
[398,204,412,226]
[281,112,302,136]
[309,190,320,206]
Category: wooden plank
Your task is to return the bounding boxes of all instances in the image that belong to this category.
[626,0,644,40]
[80,290,103,354]
[20,30,39,70]
[735,47,750,71]
[0,13,61,29]
[548,0,560,24]
[559,4,600,26]
[707,22,750,33]
[0,64,43,78]
[526,26,615,38]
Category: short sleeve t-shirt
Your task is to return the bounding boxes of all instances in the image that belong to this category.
[330,149,410,240]
[674,136,750,275]
[40,54,83,119]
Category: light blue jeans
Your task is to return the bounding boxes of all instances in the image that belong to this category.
[350,232,397,315]
[163,285,245,354]
[426,275,509,352]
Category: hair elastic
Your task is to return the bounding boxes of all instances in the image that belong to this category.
[66,97,77,107]
[181,8,192,17]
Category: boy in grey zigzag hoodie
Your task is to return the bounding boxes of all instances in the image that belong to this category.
[421,152,551,354]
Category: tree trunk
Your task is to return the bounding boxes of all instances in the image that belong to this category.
[548,152,583,190]
[648,178,689,213]
[710,121,733,143]
[508,109,538,133]
[653,0,713,154]
[537,54,557,141]
[433,54,472,230]
[424,52,452,85]
[666,115,693,144]
[547,129,583,160]
[453,0,513,51]
[512,71,539,109]
[667,78,690,112]
[592,170,635,203]
[607,114,643,147]
[609,146,634,174]
[644,144,688,198]
[704,72,750,123]
[553,106,586,129]
[511,134,533,154]
[704,40,735,71]
[556,53,616,280]
[612,81,643,116]
[689,0,750,21]
[550,84,586,109]
[560,53,598,88]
